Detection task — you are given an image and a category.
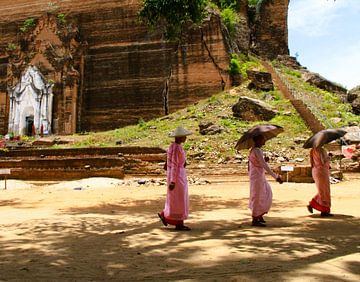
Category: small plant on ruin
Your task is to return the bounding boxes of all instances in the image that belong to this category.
[47,2,59,13]
[6,43,17,51]
[47,79,55,85]
[239,55,262,79]
[57,13,66,25]
[248,0,260,8]
[220,7,239,36]
[139,0,208,42]
[228,54,241,75]
[284,68,302,78]
[20,18,36,33]
[137,118,148,130]
[215,0,241,10]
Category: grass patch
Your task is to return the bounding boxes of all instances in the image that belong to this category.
[276,64,360,128]
[54,81,313,163]
[50,58,359,163]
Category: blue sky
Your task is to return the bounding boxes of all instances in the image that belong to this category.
[288,0,360,90]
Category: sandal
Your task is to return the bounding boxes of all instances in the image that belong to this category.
[175,225,191,231]
[320,212,334,217]
[157,213,168,226]
[252,220,266,227]
[307,205,313,214]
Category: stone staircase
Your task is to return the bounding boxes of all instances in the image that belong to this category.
[291,100,325,133]
[262,61,326,133]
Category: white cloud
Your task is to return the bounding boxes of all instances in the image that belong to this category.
[288,0,342,36]
[326,40,360,89]
[288,0,360,89]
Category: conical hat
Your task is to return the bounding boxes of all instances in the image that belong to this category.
[169,126,192,137]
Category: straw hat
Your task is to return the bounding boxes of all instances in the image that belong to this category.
[169,126,192,137]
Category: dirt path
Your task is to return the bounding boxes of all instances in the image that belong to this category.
[0,175,359,281]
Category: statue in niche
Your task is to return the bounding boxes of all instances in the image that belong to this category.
[8,65,53,136]
[6,13,85,135]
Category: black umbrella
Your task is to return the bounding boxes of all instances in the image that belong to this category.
[235,124,284,150]
[303,128,347,149]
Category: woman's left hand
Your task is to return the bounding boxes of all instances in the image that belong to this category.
[276,175,284,184]
[169,182,175,190]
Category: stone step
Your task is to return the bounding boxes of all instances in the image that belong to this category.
[0,146,166,180]
[0,146,165,158]
[262,61,326,133]
[2,167,124,181]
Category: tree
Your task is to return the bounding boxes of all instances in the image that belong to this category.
[139,0,208,41]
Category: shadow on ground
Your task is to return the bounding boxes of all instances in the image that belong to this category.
[0,194,359,281]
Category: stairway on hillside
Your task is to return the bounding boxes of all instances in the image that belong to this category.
[262,61,326,133]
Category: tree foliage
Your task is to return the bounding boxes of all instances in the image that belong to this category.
[228,53,241,75]
[213,0,240,10]
[139,0,208,41]
[248,0,260,7]
[221,7,239,36]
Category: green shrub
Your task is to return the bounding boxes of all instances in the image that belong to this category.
[137,118,148,129]
[239,61,257,78]
[139,0,208,41]
[183,143,191,151]
[20,18,35,33]
[57,13,66,25]
[220,7,239,36]
[6,43,17,51]
[284,69,302,78]
[248,0,260,7]
[228,54,241,75]
[216,0,240,10]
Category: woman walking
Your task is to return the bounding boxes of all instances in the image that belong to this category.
[248,134,283,226]
[303,129,346,217]
[307,147,333,216]
[158,126,192,231]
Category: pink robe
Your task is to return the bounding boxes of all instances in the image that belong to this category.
[163,142,189,221]
[309,148,331,213]
[248,147,277,218]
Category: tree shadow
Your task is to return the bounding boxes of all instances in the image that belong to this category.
[0,194,359,281]
[0,199,26,207]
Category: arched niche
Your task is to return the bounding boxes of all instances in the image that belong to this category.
[8,65,53,136]
[6,13,86,135]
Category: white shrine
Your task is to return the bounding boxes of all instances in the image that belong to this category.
[8,65,53,136]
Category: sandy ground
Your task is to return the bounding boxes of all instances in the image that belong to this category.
[0,174,359,282]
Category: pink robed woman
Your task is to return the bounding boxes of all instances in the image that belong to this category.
[158,127,192,231]
[248,135,283,227]
[307,147,333,216]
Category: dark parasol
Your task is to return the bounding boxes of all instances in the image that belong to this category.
[303,128,347,149]
[235,124,284,150]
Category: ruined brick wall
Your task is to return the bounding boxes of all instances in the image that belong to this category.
[0,0,289,134]
[0,0,230,133]
[235,0,251,53]
[79,4,230,131]
[0,56,8,133]
[252,0,289,59]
